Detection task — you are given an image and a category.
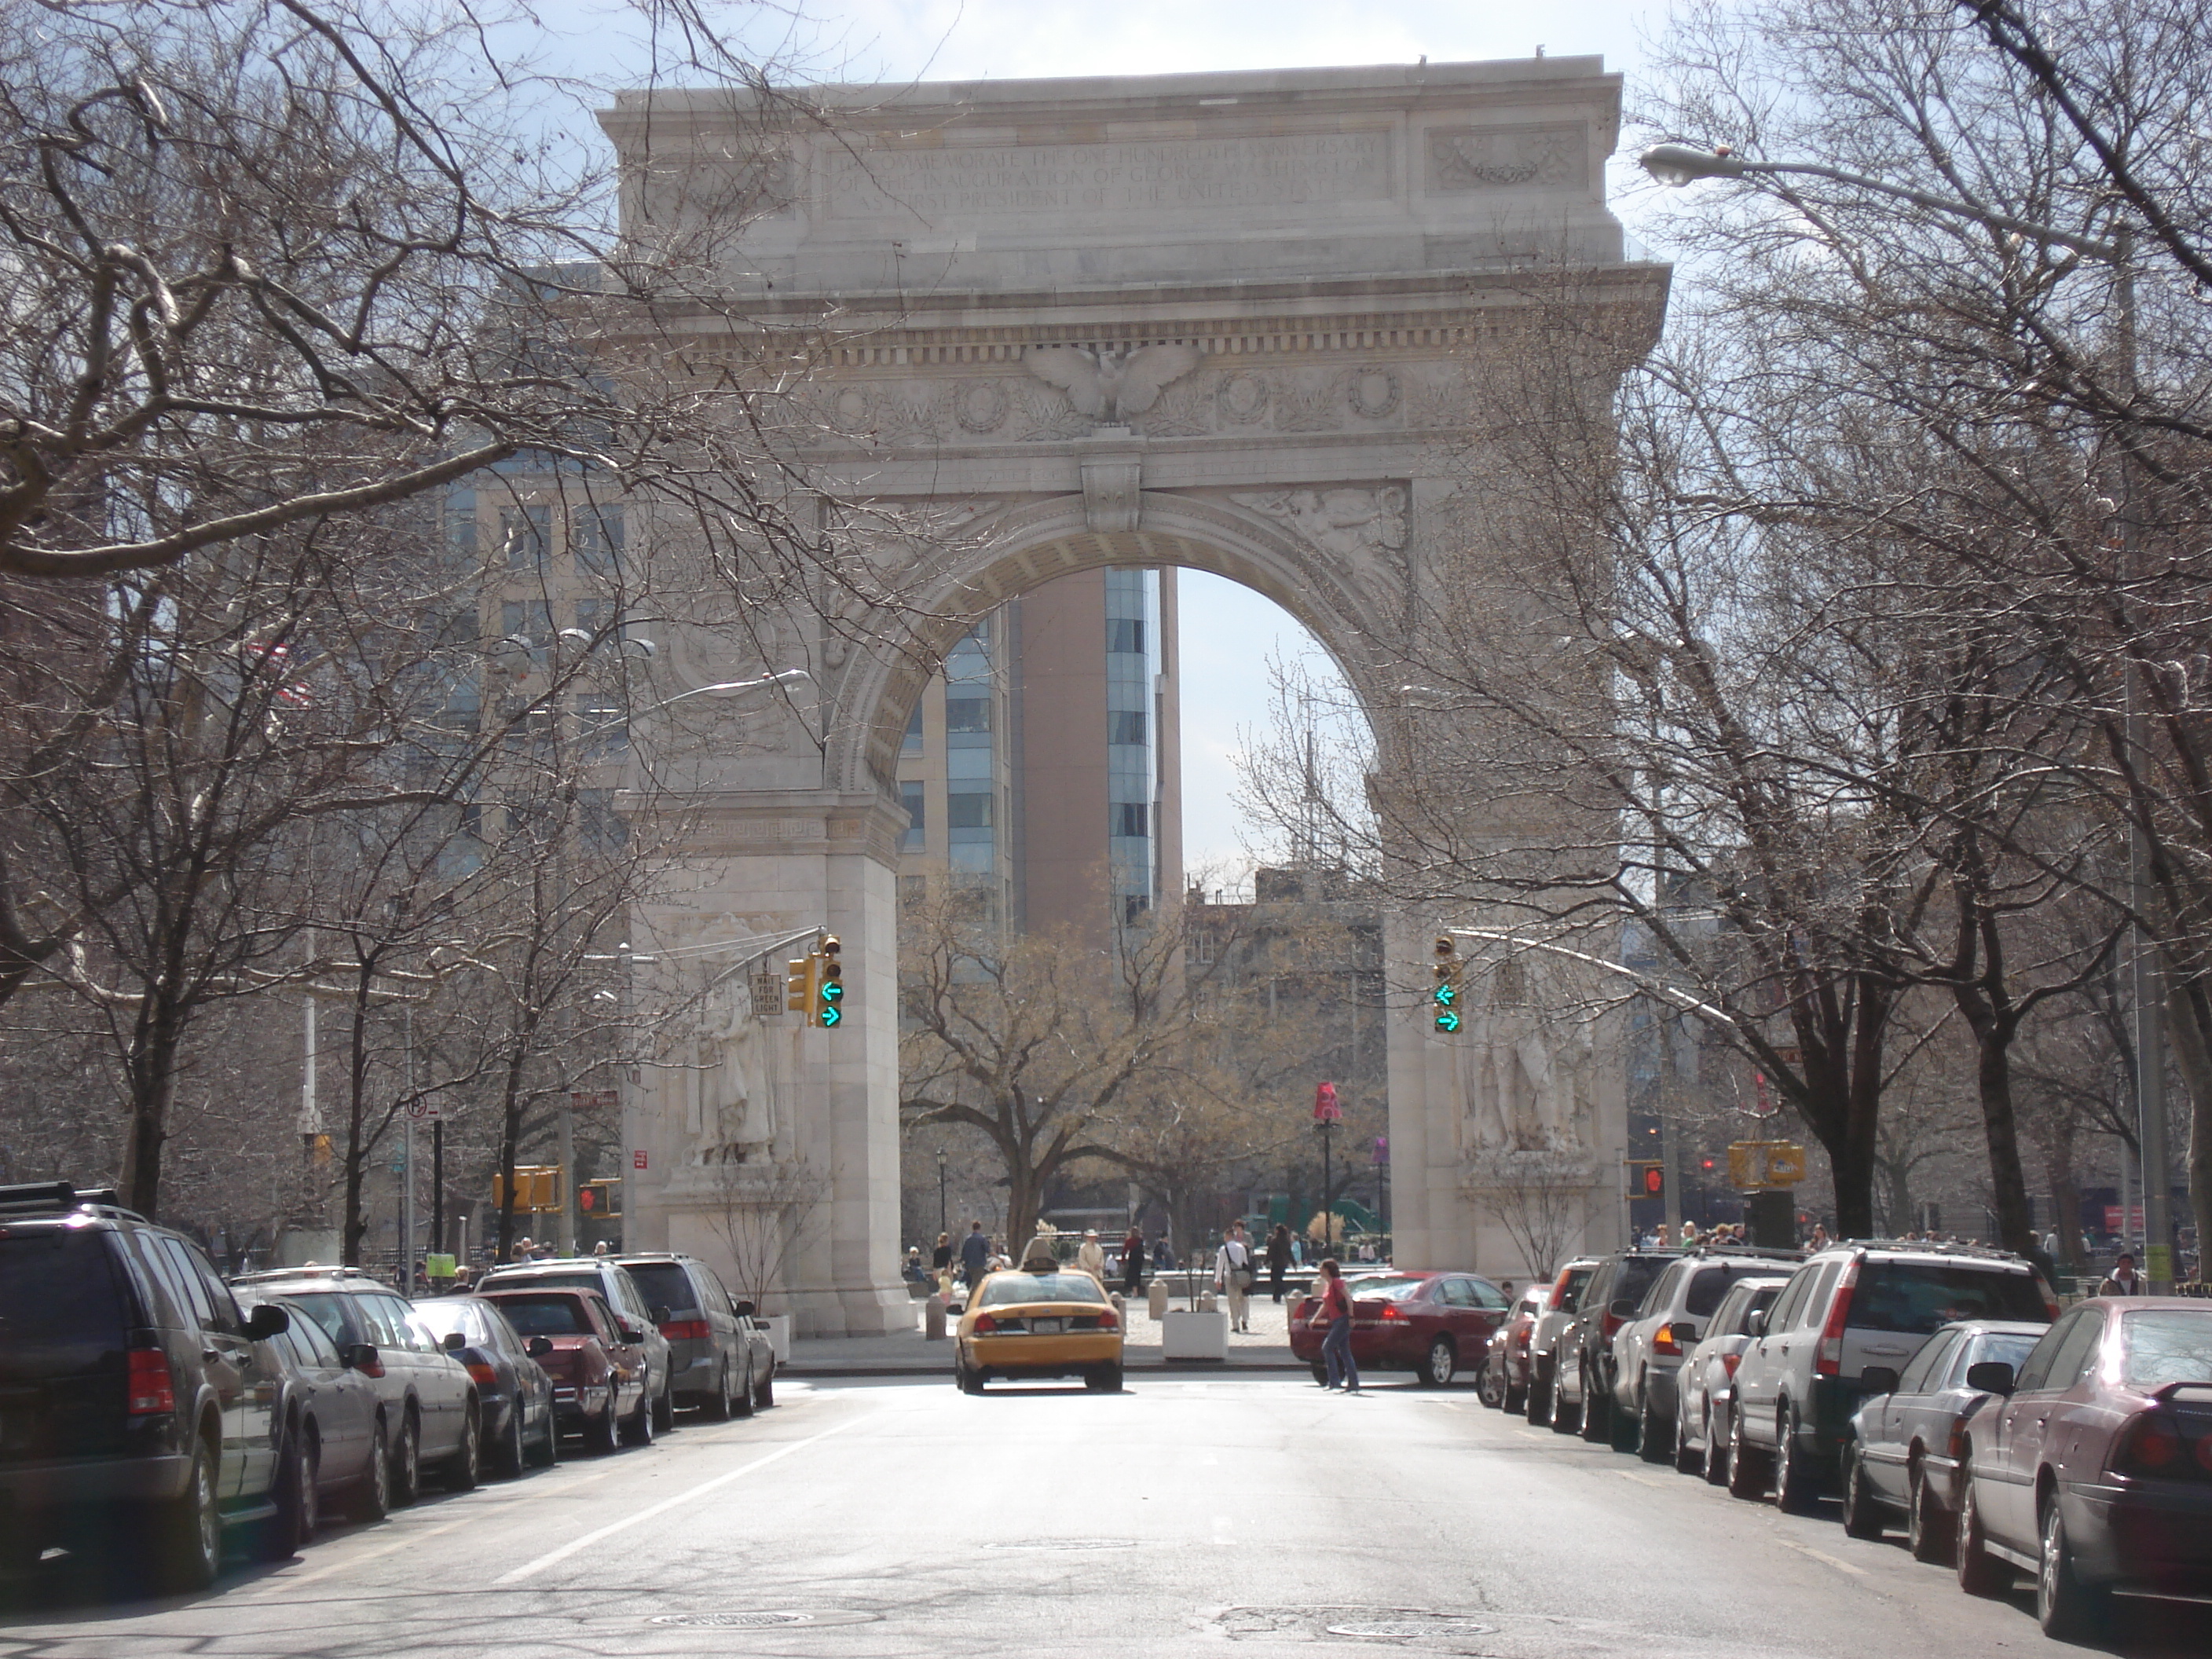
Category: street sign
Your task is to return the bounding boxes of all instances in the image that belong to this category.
[569,1090,619,1112]
[633,1149,648,1170]
[1727,1141,1807,1190]
[405,1097,441,1120]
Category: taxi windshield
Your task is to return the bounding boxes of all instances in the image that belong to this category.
[979,1273,1107,1307]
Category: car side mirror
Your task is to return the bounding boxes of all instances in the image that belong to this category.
[1859,1365,1901,1397]
[733,1298,756,1319]
[617,1323,645,1344]
[1675,1321,1700,1346]
[1608,1298,1636,1320]
[1965,1361,2016,1397]
[243,1303,290,1341]
[342,1342,383,1376]
[1745,1309,1767,1339]
[526,1336,555,1359]
[442,1330,467,1352]
[652,1306,672,1324]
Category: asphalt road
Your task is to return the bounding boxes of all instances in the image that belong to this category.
[5,1374,2208,1658]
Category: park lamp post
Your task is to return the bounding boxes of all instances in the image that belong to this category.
[1639,143,2173,1289]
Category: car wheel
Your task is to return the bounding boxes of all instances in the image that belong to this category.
[1422,1337,1455,1387]
[1907,1465,1950,1564]
[584,1390,618,1455]
[621,1385,654,1447]
[704,1361,734,1422]
[1526,1363,1553,1425]
[1503,1372,1527,1415]
[652,1381,675,1435]
[1479,1354,1505,1408]
[1774,1408,1819,1514]
[390,1409,422,1508]
[959,1360,985,1396]
[1639,1388,1672,1463]
[1954,1464,2012,1596]
[1704,1404,1731,1486]
[1841,1442,1884,1540]
[1550,1374,1582,1434]
[1313,1363,1331,1387]
[149,1430,222,1593]
[495,1403,526,1480]
[445,1404,480,1492]
[753,1368,774,1410]
[1610,1385,1641,1454]
[1086,1363,1123,1392]
[2037,1493,2109,1639]
[350,1415,392,1521]
[530,1400,560,1469]
[1579,1370,1611,1442]
[1727,1404,1768,1500]
[262,1425,317,1560]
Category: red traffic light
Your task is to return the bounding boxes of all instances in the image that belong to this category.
[1642,1164,1664,1196]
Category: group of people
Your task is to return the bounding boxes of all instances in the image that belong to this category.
[911,1220,1182,1295]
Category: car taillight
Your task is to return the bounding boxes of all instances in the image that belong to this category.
[1815,1260,1859,1377]
[127,1346,175,1415]
[1097,1309,1119,1331]
[973,1313,998,1333]
[1654,1324,1682,1357]
[467,1361,499,1387]
[660,1320,710,1342]
[1721,1352,1742,1378]
[1379,1304,1404,1321]
[2113,1411,2187,1478]
[1949,1417,1969,1463]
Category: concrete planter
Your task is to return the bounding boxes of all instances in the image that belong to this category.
[763,1313,793,1363]
[1160,1308,1229,1361]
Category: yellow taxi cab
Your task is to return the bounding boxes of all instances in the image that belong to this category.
[954,1269,1123,1393]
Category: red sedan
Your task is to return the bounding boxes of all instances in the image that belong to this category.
[1290,1271,1512,1386]
[479,1287,652,1454]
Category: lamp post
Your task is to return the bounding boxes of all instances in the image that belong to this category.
[937,1148,948,1242]
[1639,143,2171,1287]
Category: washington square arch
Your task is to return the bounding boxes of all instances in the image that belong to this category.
[599,57,1670,1335]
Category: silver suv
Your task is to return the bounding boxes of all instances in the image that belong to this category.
[1608,1247,1803,1463]
[1524,1258,1599,1428]
[1725,1241,2054,1511]
[610,1254,776,1418]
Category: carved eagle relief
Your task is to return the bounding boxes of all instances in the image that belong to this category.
[1024,342,1202,422]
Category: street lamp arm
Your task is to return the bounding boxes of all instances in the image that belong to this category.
[1638,143,2119,261]
[647,667,811,711]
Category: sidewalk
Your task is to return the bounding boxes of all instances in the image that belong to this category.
[786,1290,1313,1377]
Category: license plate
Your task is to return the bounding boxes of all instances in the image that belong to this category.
[1028,1318,1065,1335]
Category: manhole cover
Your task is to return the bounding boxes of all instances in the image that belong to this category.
[983,1538,1138,1552]
[650,1613,814,1629]
[1324,1615,1500,1640]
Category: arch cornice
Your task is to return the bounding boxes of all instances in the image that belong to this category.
[822,489,1401,796]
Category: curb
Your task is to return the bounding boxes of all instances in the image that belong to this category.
[786,1360,1313,1379]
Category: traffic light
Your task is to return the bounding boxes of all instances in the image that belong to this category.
[579,1177,621,1218]
[818,936,844,1028]
[1432,936,1461,1033]
[786,953,817,1015]
[1628,1160,1664,1199]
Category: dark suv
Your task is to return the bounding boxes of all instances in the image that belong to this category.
[0,1181,296,1591]
[611,1253,776,1417]
[1551,1250,1677,1448]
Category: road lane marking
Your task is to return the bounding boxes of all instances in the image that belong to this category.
[1776,1536,1869,1577]
[496,1414,877,1584]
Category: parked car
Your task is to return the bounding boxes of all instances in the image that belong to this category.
[1525,1258,1599,1427]
[1480,1285,1549,1410]
[1288,1271,1511,1386]
[1673,1276,1792,1485]
[1610,1247,1804,1462]
[477,1285,651,1452]
[1727,1241,2055,1511]
[1954,1297,2212,1638]
[0,1181,296,1590]
[610,1252,775,1416]
[410,1295,558,1476]
[955,1269,1125,1393]
[1552,1251,1676,1446]
[478,1258,674,1432]
[234,1291,389,1531]
[1840,1318,2049,1558]
[232,1265,484,1503]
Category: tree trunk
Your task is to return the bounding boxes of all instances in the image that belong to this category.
[2043,1115,2088,1275]
[1955,988,2038,1258]
[493,1044,530,1264]
[119,995,189,1218]
[341,991,374,1266]
[2166,976,2212,1286]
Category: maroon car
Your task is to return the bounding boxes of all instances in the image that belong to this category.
[478,1287,651,1455]
[1290,1271,1511,1386]
[1954,1297,2212,1638]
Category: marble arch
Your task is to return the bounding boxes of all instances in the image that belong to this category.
[605,58,1668,1334]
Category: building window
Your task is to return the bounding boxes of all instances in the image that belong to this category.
[578,789,627,855]
[445,491,477,563]
[1123,894,1151,925]
[500,504,551,569]
[572,504,624,573]
[1113,801,1148,838]
[500,599,551,666]
[947,790,993,830]
[1107,617,1144,655]
[902,704,924,754]
[577,696,628,756]
[1108,709,1147,745]
[901,780,926,851]
[1192,929,1216,964]
[901,874,928,907]
[944,696,991,734]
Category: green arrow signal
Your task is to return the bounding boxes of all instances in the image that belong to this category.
[1434,983,1456,1006]
[820,1004,841,1027]
[1434,1009,1461,1033]
[821,980,844,1002]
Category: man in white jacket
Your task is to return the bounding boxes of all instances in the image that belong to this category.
[1075,1229,1108,1284]
[1214,1224,1254,1332]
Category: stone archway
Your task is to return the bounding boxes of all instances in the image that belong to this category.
[606,59,1668,1332]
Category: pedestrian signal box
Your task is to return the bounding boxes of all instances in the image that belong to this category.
[1432,936,1461,1033]
[578,1177,621,1218]
[818,936,844,1027]
[1628,1160,1664,1199]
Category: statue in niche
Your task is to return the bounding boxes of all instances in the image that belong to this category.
[686,975,779,1165]
[1464,1010,1591,1155]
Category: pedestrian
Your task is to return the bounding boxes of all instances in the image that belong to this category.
[959,1219,991,1287]
[592,1240,610,1257]
[1315,1257,1360,1393]
[1152,1234,1176,1273]
[1679,1220,1700,1247]
[1807,1223,1831,1253]
[1121,1225,1146,1296]
[2099,1251,2144,1295]
[1076,1229,1107,1283]
[1214,1222,1254,1332]
[1265,1224,1294,1303]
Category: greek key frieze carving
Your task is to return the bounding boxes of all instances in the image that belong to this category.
[1426,124,1588,193]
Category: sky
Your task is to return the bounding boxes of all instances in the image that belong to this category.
[531,0,1672,877]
